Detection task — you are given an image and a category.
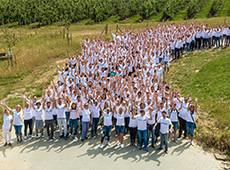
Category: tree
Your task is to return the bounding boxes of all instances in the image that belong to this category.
[0,28,19,67]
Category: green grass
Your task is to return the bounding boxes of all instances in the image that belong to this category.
[168,47,230,152]
[122,14,142,23]
[219,0,230,17]
[196,0,214,18]
[172,3,191,21]
[150,11,163,21]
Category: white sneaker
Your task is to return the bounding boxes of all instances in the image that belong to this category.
[191,141,194,146]
[186,139,191,143]
[42,135,44,138]
[36,135,39,139]
[70,135,72,139]
[74,135,77,139]
[52,137,56,140]
[107,142,111,146]
[30,135,33,138]
[117,142,120,146]
[24,136,27,140]
[47,136,50,140]
[120,144,124,148]
[100,144,103,148]
[115,134,117,137]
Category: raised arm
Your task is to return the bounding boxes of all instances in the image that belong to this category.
[194,98,198,113]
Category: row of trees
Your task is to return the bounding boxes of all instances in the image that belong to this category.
[187,0,207,19]
[162,0,191,20]
[0,0,169,25]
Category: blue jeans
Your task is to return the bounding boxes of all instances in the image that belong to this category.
[215,37,220,47]
[186,122,195,137]
[203,38,208,48]
[81,121,90,140]
[101,125,112,143]
[155,123,160,138]
[70,119,78,135]
[14,125,22,136]
[65,111,70,130]
[186,42,191,52]
[125,117,130,133]
[226,36,230,46]
[138,130,148,148]
[24,119,32,136]
[160,132,169,151]
[91,118,99,136]
[147,124,155,145]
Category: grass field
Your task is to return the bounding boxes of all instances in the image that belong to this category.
[0,16,230,154]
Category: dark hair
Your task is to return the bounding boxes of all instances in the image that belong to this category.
[162,111,166,114]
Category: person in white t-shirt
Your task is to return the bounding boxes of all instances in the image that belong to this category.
[153,111,173,154]
[169,102,180,142]
[3,102,23,144]
[114,105,127,149]
[22,93,33,140]
[1,101,13,147]
[132,109,153,152]
[186,98,197,146]
[129,107,138,146]
[89,99,101,138]
[69,102,80,139]
[43,99,56,140]
[32,101,44,139]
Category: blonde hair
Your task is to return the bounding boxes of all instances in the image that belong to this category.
[16,105,22,112]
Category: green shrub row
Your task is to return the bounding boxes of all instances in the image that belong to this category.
[162,0,191,20]
[209,0,224,17]
[187,0,207,18]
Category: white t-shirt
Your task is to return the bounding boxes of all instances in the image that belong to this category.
[2,114,13,129]
[70,110,78,120]
[129,114,137,127]
[158,117,172,134]
[103,112,113,126]
[57,103,66,119]
[186,111,196,123]
[170,109,178,122]
[13,110,23,126]
[116,112,125,126]
[92,104,100,118]
[147,111,156,125]
[44,106,53,120]
[135,114,149,131]
[35,107,43,120]
[82,109,91,122]
[23,107,33,120]
[179,102,189,120]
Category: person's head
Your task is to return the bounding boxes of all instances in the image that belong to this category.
[102,93,106,100]
[94,100,98,106]
[36,102,41,109]
[140,102,145,109]
[118,107,123,114]
[4,109,9,116]
[147,98,151,105]
[184,97,188,103]
[106,107,110,114]
[132,108,137,115]
[172,103,176,110]
[160,102,164,109]
[162,111,167,118]
[77,95,81,102]
[190,105,195,112]
[25,102,30,108]
[33,95,37,102]
[140,109,145,116]
[71,103,77,110]
[58,98,62,105]
[84,103,89,110]
[47,101,51,108]
[57,81,62,86]
[104,102,109,109]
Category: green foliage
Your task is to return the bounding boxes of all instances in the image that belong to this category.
[209,0,224,17]
[0,28,19,48]
[187,0,207,18]
[162,0,191,20]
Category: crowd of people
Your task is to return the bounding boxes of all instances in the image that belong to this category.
[2,21,229,153]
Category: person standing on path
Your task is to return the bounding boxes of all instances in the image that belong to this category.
[186,98,198,146]
[3,102,23,144]
[132,108,153,152]
[43,98,56,140]
[80,102,92,141]
[153,111,173,154]
[22,93,33,139]
[69,103,80,139]
[1,101,13,147]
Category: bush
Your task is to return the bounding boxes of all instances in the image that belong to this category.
[187,0,207,18]
[209,0,224,17]
[162,0,191,20]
